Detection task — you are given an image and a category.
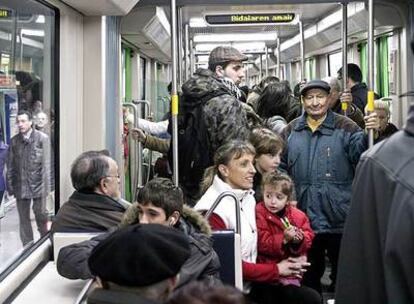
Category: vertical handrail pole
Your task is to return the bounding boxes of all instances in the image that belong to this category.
[132,100,150,189]
[245,63,249,88]
[277,37,281,79]
[184,24,190,81]
[177,7,183,87]
[299,20,305,81]
[342,2,348,116]
[190,39,195,74]
[367,0,375,147]
[122,103,138,200]
[170,0,179,186]
[259,54,263,80]
[265,47,269,77]
[10,10,17,73]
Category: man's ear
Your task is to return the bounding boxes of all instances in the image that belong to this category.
[168,211,180,226]
[99,178,108,194]
[215,65,224,77]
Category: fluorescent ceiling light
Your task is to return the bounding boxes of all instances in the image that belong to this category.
[280,2,365,52]
[189,17,207,28]
[194,32,277,43]
[21,29,44,37]
[195,42,266,52]
[35,15,45,23]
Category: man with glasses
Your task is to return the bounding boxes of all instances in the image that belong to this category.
[280,80,379,295]
[51,150,129,235]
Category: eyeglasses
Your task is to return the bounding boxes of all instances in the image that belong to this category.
[104,175,120,179]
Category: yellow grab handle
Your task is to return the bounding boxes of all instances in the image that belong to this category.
[171,94,179,115]
[367,91,375,112]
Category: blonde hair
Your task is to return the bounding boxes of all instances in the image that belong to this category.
[199,140,255,195]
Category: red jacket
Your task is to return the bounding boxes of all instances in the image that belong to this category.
[208,213,280,283]
[255,202,314,264]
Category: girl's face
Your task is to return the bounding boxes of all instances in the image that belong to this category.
[255,152,281,174]
[263,184,289,214]
[220,153,256,190]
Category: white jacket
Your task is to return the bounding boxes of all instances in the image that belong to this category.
[137,119,168,136]
[195,175,257,263]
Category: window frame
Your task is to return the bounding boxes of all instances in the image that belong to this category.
[0,0,60,281]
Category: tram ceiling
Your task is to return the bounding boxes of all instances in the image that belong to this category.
[136,0,364,6]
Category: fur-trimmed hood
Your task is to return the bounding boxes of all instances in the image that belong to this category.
[120,203,212,236]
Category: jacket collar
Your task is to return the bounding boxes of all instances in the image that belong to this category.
[71,191,127,211]
[294,109,335,135]
[213,175,255,202]
[405,104,414,136]
[351,82,367,93]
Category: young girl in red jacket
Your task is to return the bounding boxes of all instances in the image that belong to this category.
[256,172,314,288]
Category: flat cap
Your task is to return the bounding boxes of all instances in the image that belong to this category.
[208,46,248,67]
[300,80,331,96]
[88,224,190,287]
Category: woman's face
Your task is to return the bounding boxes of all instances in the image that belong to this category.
[375,109,389,132]
[220,153,256,190]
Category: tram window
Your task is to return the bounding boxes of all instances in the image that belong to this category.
[328,52,342,77]
[0,1,57,274]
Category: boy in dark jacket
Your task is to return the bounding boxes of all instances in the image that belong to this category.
[256,172,314,287]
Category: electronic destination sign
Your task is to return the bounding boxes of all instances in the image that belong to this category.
[205,13,296,26]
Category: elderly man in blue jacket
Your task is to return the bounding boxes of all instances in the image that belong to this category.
[280,80,379,294]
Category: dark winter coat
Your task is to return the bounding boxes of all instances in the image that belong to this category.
[280,110,367,233]
[375,122,398,144]
[6,129,50,199]
[350,83,379,113]
[182,68,249,152]
[256,202,314,264]
[51,191,126,235]
[335,104,414,304]
[332,100,366,129]
[57,205,221,288]
[87,289,160,304]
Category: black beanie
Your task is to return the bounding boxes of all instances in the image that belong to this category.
[88,224,190,287]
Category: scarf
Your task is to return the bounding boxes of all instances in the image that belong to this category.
[218,77,243,101]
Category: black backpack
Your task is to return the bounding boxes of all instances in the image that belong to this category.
[168,89,228,205]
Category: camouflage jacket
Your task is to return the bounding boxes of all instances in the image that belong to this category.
[182,68,249,151]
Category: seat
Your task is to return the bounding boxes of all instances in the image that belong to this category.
[53,232,101,263]
[211,230,243,290]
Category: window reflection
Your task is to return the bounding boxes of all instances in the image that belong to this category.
[0,2,56,273]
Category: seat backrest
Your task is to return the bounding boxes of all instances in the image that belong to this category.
[211,230,243,290]
[53,232,101,262]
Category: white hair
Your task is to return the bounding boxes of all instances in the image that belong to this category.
[323,76,342,93]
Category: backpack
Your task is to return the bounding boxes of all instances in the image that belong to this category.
[168,89,228,205]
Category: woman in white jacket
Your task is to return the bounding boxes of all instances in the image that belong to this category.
[195,140,319,304]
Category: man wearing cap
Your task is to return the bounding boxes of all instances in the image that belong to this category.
[176,46,250,204]
[87,224,191,304]
[182,45,249,151]
[280,80,379,294]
